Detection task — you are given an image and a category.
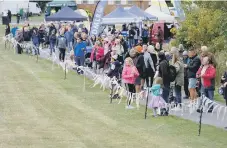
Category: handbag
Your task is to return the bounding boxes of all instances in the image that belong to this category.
[218,85,224,96]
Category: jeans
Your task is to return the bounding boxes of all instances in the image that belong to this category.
[175,85,182,104]
[67,41,73,53]
[50,42,55,54]
[33,43,39,55]
[128,38,135,49]
[201,86,214,101]
[75,56,85,66]
[184,77,189,97]
[59,48,66,62]
[162,85,170,103]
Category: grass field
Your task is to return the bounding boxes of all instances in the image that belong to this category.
[1,27,227,148]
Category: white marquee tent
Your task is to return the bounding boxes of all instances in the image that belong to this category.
[145,6,175,23]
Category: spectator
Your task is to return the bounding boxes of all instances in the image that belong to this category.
[65,26,74,53]
[158,52,170,103]
[142,24,149,44]
[171,47,184,106]
[148,77,166,117]
[128,26,135,49]
[31,28,40,55]
[112,39,124,63]
[122,57,139,109]
[74,37,87,67]
[56,31,67,62]
[90,41,104,73]
[136,38,143,47]
[143,44,155,87]
[49,30,57,56]
[134,46,146,91]
[7,10,12,23]
[147,45,158,70]
[185,48,201,102]
[5,24,10,36]
[157,26,163,50]
[91,35,96,45]
[221,61,227,106]
[134,25,140,45]
[197,55,216,112]
[11,25,18,37]
[183,51,190,99]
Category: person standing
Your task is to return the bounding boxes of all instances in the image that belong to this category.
[143,44,155,87]
[7,10,12,23]
[49,30,56,56]
[221,61,227,106]
[185,48,201,103]
[31,28,40,55]
[157,26,163,50]
[157,52,170,104]
[183,51,190,99]
[197,56,216,112]
[128,26,135,49]
[142,24,149,44]
[122,57,139,109]
[65,26,74,53]
[74,37,87,67]
[56,31,67,62]
[171,47,184,106]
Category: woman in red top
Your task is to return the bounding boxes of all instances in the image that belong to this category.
[197,55,216,112]
[90,41,104,73]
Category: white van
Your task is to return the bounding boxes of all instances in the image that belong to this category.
[0,1,41,16]
[28,2,42,16]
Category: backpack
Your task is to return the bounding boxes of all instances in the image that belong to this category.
[168,64,177,82]
[57,36,67,49]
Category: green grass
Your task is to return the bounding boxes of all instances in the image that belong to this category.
[1,26,227,148]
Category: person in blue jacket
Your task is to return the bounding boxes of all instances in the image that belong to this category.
[74,37,87,67]
[31,28,40,55]
[65,26,74,53]
[11,25,18,37]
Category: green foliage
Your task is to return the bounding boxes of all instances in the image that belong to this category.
[176,1,227,84]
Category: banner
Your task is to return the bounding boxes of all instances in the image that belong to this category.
[89,0,108,37]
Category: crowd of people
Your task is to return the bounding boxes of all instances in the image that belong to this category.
[4,21,227,116]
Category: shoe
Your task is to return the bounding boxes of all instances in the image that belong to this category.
[152,115,158,117]
[208,109,213,113]
[125,105,135,109]
[224,127,227,130]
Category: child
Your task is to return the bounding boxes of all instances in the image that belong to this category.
[148,77,166,117]
[122,57,139,109]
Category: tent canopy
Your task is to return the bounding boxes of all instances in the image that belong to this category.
[145,6,175,23]
[127,6,157,21]
[46,7,87,21]
[102,6,140,24]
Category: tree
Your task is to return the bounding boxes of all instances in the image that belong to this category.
[175,1,227,52]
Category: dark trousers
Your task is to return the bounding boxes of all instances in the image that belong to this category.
[126,83,135,105]
[184,77,189,97]
[59,48,65,62]
[175,85,182,104]
[17,44,22,54]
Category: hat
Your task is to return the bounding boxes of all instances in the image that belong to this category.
[135,45,143,53]
[183,51,188,56]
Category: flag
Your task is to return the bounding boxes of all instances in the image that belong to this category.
[89,0,108,37]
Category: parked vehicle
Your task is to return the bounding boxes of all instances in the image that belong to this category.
[0,1,41,16]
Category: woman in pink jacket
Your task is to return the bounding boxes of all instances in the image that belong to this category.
[122,57,139,109]
[90,41,104,73]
